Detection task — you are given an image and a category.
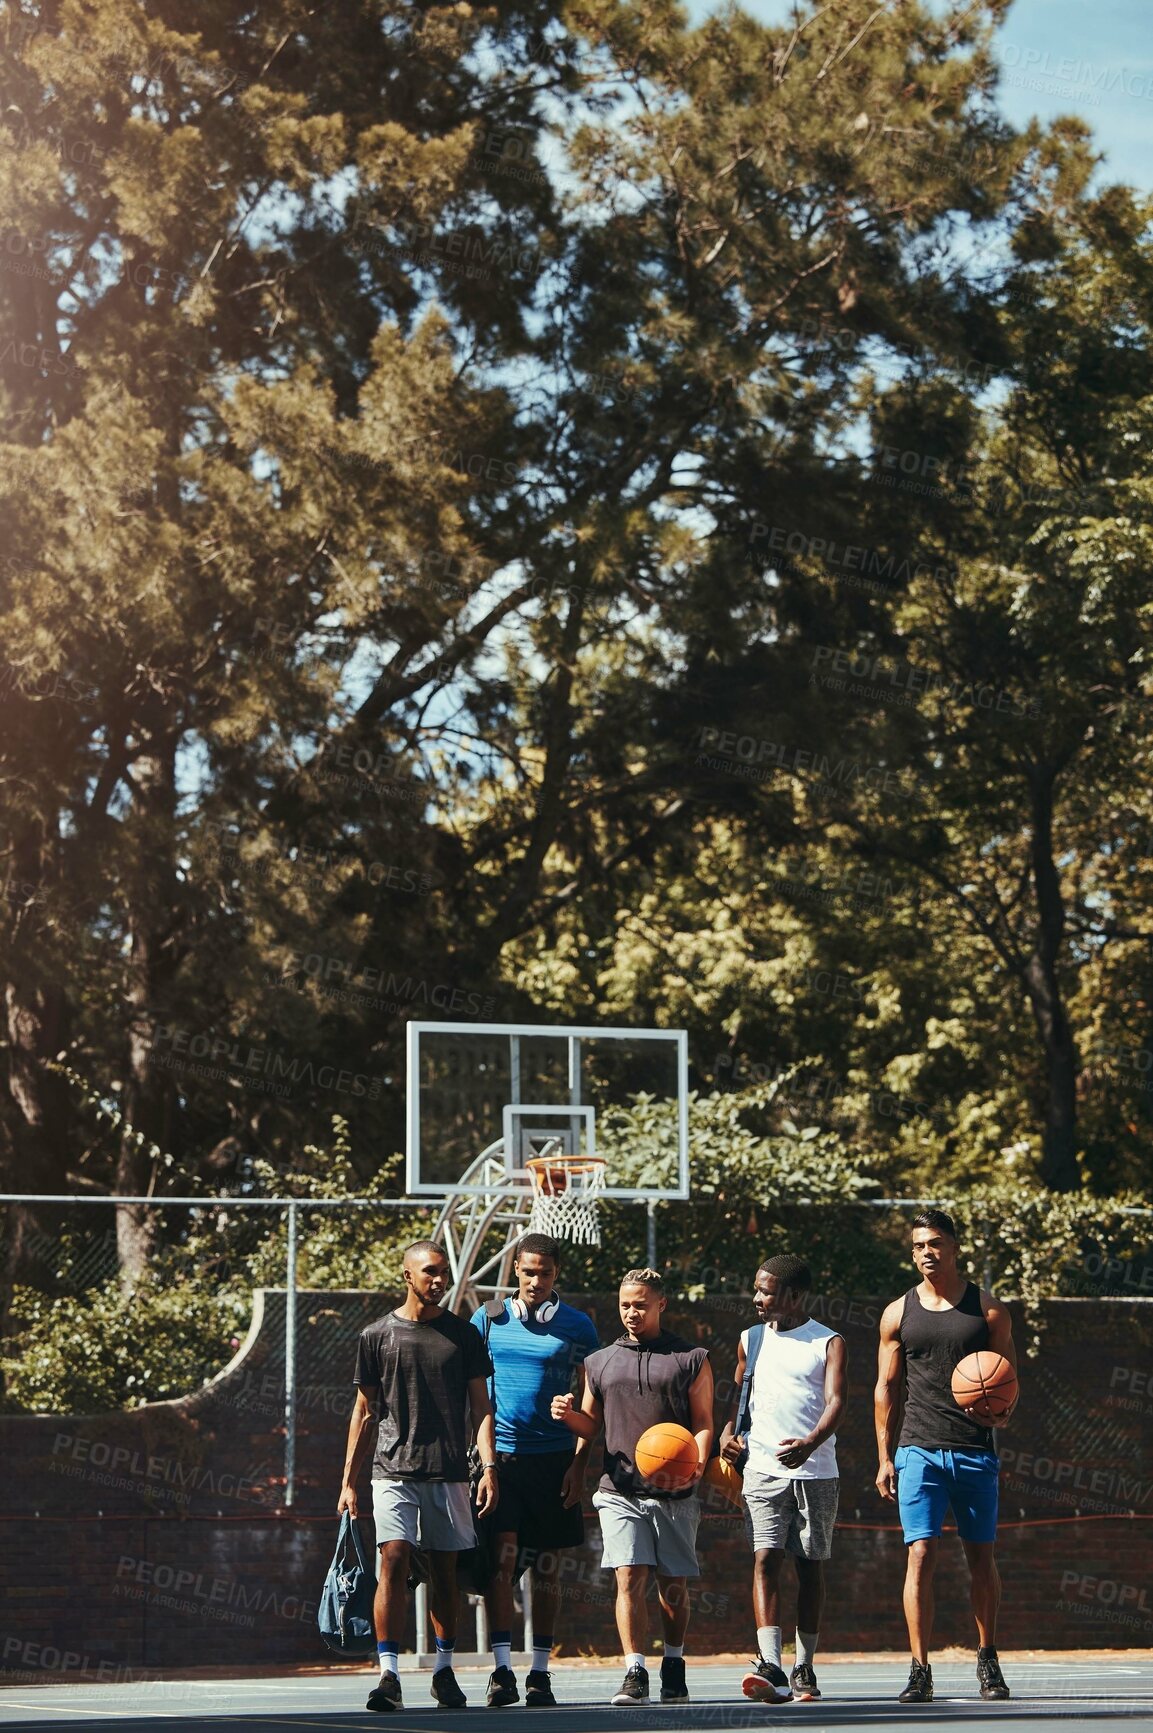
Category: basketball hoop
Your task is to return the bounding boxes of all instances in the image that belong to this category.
[526,1154,606,1246]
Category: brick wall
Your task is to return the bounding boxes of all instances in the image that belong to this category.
[2,1291,1150,1675]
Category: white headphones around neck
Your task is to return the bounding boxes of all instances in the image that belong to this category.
[509,1291,561,1323]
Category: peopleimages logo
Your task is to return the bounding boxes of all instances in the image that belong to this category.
[152,1025,384,1099]
[51,1433,257,1502]
[998,1447,1153,1506]
[693,726,903,794]
[997,44,1153,102]
[750,522,954,587]
[810,646,1041,718]
[276,952,494,1018]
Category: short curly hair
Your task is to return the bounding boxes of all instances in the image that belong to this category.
[620,1267,665,1293]
[514,1233,562,1264]
[757,1254,811,1297]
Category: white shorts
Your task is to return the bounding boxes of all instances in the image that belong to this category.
[371,1479,475,1551]
[593,1488,701,1578]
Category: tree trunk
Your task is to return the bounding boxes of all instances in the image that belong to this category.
[1,819,73,1344]
[1025,769,1080,1191]
[474,572,587,967]
[115,729,180,1288]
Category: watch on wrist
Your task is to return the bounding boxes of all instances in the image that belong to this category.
[482,1461,499,1471]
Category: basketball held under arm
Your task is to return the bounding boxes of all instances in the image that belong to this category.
[981,1291,1019,1420]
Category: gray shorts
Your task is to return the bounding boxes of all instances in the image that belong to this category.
[372,1478,475,1551]
[593,1487,701,1578]
[742,1471,839,1560]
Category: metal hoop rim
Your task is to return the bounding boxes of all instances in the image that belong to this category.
[525,1154,606,1195]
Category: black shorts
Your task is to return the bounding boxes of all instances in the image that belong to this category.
[482,1448,586,1562]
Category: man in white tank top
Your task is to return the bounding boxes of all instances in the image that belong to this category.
[719,1255,846,1705]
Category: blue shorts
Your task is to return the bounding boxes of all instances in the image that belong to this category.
[894,1446,999,1544]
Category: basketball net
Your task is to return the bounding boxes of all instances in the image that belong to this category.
[525,1153,606,1246]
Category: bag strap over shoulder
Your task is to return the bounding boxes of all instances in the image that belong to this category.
[734,1322,765,1439]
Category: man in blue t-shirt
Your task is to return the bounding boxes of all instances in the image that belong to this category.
[470,1233,599,1709]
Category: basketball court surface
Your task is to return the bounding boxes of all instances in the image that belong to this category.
[2,1659,1151,1729]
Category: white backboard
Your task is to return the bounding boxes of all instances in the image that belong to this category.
[405,1021,690,1199]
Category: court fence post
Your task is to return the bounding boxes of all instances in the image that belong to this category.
[284,1199,298,1508]
[521,1570,533,1660]
[415,1581,430,1660]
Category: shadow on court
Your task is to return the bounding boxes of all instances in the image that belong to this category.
[3,1704,1153,1730]
[3,1664,1152,1729]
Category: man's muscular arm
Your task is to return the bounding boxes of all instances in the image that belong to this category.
[874,1299,904,1502]
[337,1385,378,1516]
[981,1289,1019,1419]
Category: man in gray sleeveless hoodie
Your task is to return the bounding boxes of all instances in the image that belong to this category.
[552,1267,713,1708]
[875,1209,1017,1705]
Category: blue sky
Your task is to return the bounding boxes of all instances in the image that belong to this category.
[691,0,1153,194]
[988,0,1153,191]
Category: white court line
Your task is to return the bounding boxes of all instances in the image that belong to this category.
[213,1718,405,1726]
[0,1707,179,1719]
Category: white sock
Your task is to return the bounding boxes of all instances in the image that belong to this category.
[664,1643,684,1659]
[758,1626,782,1668]
[433,1641,454,1674]
[491,1630,512,1672]
[625,1652,646,1671]
[378,1643,399,1676]
[531,1642,552,1672]
[796,1629,818,1667]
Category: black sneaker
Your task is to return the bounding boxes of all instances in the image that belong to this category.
[741,1657,792,1703]
[611,1665,650,1705]
[790,1661,821,1701]
[366,1671,403,1713]
[660,1656,689,1702]
[898,1660,934,1704]
[486,1666,519,1707]
[977,1652,1010,1700]
[431,1667,467,1708]
[525,1670,557,1707]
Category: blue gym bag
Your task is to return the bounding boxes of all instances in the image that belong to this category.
[318,1511,377,1657]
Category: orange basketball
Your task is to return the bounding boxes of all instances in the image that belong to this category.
[951,1351,1018,1424]
[634,1423,700,1490]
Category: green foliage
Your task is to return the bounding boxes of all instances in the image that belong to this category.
[602,1082,877,1204]
[0,1124,433,1413]
[0,1278,251,1415]
[558,1081,904,1298]
[957,1179,1151,1352]
[2,1106,1145,1406]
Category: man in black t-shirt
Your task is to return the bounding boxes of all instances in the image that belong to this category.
[339,1241,497,1714]
[875,1209,1017,1707]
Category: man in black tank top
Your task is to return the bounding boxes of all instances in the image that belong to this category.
[875,1210,1017,1706]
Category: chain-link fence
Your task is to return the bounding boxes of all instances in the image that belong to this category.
[0,1192,438,1503]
